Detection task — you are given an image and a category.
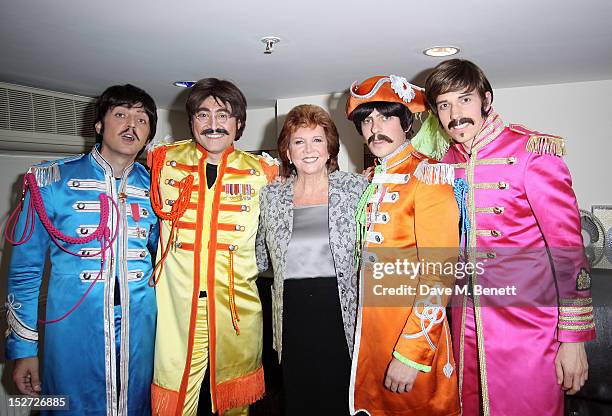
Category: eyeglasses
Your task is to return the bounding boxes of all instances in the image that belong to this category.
[193,110,234,124]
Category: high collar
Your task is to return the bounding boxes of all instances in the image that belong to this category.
[378,140,413,171]
[90,144,134,179]
[450,110,505,158]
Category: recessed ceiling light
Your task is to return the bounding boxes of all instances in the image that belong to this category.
[423,46,460,57]
[173,81,196,88]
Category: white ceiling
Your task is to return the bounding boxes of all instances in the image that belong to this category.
[1,0,611,110]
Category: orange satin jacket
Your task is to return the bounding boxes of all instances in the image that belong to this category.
[350,142,461,416]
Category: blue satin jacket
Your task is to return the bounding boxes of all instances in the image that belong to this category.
[5,146,158,415]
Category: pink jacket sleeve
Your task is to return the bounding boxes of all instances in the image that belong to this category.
[524,150,595,343]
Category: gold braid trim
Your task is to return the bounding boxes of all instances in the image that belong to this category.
[558,322,595,331]
[560,314,594,322]
[559,305,593,315]
[559,297,593,306]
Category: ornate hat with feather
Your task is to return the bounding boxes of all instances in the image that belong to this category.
[346,75,427,119]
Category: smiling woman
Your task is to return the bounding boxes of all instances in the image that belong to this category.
[256,104,369,415]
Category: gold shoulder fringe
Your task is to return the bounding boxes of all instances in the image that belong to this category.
[525,135,565,157]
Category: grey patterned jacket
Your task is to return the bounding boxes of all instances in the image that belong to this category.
[256,170,369,362]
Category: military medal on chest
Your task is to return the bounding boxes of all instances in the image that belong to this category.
[223,183,254,201]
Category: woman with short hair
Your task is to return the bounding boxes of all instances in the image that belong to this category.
[256,104,368,415]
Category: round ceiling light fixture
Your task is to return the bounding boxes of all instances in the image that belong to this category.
[423,46,460,57]
[173,81,196,88]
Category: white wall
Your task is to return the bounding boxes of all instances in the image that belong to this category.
[155,108,190,141]
[235,107,277,152]
[493,80,612,210]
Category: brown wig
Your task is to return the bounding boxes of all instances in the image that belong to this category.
[185,78,247,140]
[425,59,493,117]
[94,84,157,144]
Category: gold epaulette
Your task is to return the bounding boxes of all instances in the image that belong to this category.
[509,124,566,157]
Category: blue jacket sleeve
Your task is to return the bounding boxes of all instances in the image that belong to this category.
[5,186,52,360]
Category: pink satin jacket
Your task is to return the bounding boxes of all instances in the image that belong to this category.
[443,122,595,416]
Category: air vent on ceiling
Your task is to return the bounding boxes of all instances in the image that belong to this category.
[0,82,96,153]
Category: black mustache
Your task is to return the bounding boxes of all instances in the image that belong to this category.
[120,128,140,141]
[367,134,394,145]
[448,118,475,130]
[202,128,230,136]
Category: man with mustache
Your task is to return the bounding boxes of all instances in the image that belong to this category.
[346,75,460,415]
[147,78,278,415]
[6,84,159,415]
[425,59,594,416]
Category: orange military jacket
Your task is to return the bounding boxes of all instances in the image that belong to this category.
[350,142,461,416]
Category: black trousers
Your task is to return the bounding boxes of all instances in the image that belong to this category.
[281,277,351,416]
